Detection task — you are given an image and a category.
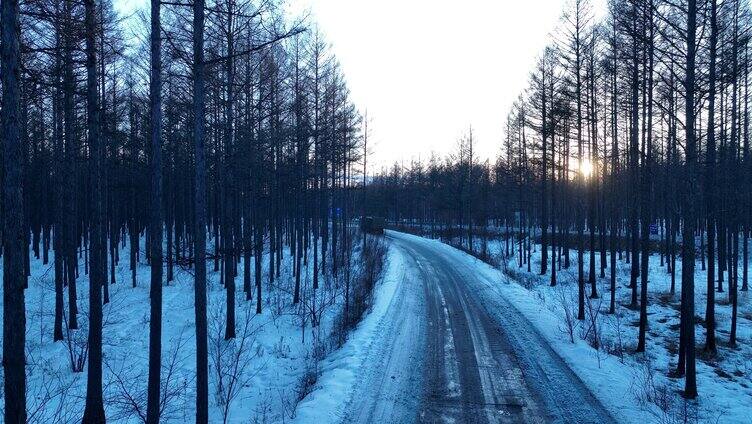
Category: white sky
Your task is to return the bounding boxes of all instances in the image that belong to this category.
[287,0,576,172]
[116,0,592,171]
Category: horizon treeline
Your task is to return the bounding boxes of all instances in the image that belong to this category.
[1,0,367,421]
[365,0,750,400]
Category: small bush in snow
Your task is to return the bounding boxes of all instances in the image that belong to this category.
[632,357,702,424]
[556,285,578,343]
[209,304,262,424]
[580,294,603,352]
[272,336,291,359]
[334,236,388,345]
[295,357,319,403]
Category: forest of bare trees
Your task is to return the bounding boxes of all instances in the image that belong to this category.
[3,0,752,421]
[366,0,750,401]
[1,0,371,421]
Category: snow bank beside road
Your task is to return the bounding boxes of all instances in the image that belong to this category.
[294,245,404,423]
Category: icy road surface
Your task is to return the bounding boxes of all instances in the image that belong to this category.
[303,231,618,424]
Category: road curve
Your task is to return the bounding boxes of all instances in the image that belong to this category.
[344,231,617,424]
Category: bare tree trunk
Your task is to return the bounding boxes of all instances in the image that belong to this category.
[63,0,79,329]
[587,43,598,299]
[53,0,65,342]
[679,0,698,399]
[193,0,209,418]
[628,0,640,311]
[223,5,236,340]
[637,1,654,353]
[575,13,585,321]
[82,0,106,419]
[550,82,557,287]
[146,0,164,419]
[1,0,27,417]
[541,60,549,276]
[609,16,619,315]
[704,0,718,354]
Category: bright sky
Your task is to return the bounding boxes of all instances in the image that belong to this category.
[116,0,590,171]
[287,0,577,172]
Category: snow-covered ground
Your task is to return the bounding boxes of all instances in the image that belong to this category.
[7,228,747,423]
[2,236,366,423]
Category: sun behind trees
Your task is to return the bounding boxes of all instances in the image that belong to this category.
[366,0,750,402]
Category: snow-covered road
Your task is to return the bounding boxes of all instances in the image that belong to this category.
[298,231,618,423]
[394,232,550,423]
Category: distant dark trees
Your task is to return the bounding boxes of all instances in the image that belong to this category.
[366,0,752,400]
[2,0,365,419]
